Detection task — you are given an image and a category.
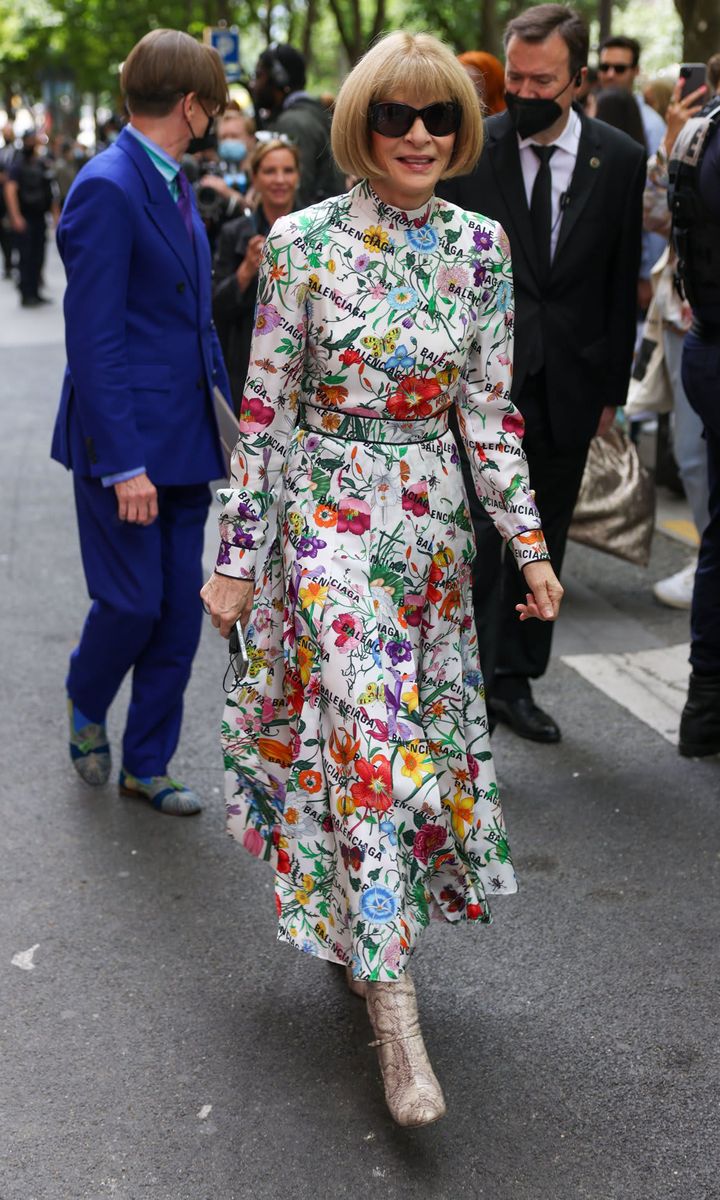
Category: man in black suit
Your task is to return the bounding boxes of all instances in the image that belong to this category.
[439,3,645,743]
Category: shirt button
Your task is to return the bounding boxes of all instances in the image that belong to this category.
[176,282,185,294]
[196,378,203,389]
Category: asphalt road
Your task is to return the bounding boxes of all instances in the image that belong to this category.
[1,245,719,1200]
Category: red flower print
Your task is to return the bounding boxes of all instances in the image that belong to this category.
[339,349,363,366]
[242,827,265,857]
[502,411,525,437]
[331,612,363,652]
[337,496,371,535]
[239,394,274,433]
[467,902,485,920]
[350,754,392,812]
[387,376,441,421]
[399,593,425,628]
[401,483,430,517]
[275,892,282,915]
[284,668,304,716]
[413,823,447,864]
[277,849,292,873]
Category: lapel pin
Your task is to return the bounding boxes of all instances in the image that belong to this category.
[590,156,600,168]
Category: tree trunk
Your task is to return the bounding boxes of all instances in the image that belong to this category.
[676,0,720,62]
[479,0,500,58]
[598,0,613,42]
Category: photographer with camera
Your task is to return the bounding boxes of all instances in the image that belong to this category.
[184,106,256,253]
[212,136,300,413]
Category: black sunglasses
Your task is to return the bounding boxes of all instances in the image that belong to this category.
[368,101,461,138]
[598,63,632,74]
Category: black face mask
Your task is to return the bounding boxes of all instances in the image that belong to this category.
[504,75,575,139]
[185,109,215,155]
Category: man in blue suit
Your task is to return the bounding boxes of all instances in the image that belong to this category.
[52,29,231,815]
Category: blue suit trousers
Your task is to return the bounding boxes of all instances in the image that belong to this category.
[67,476,211,776]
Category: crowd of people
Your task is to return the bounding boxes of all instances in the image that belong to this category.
[31,1,720,1130]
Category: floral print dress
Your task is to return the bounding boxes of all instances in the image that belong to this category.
[215,180,549,982]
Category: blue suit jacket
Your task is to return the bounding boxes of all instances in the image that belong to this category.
[51,127,230,484]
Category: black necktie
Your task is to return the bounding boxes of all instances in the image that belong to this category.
[530,144,557,281]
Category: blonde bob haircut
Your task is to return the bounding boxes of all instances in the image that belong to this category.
[248,136,300,178]
[332,32,483,182]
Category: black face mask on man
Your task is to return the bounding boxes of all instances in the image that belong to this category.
[185,105,215,155]
[504,74,578,139]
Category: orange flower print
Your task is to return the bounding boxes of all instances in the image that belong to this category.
[298,770,322,793]
[314,503,338,528]
[329,727,361,768]
[317,384,348,407]
[321,412,342,432]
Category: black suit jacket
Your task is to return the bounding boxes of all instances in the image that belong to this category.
[438,109,646,448]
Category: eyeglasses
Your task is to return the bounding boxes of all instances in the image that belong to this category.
[368,101,461,138]
[598,63,632,75]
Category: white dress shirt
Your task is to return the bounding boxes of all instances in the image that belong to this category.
[518,106,581,261]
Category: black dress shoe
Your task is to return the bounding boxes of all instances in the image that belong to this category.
[488,696,561,743]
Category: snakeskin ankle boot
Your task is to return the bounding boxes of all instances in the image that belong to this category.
[366,972,446,1127]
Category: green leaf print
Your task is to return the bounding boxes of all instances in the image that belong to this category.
[324,324,365,351]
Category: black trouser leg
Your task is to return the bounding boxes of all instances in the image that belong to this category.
[453,378,589,703]
[492,432,589,698]
[19,213,46,299]
[682,333,720,676]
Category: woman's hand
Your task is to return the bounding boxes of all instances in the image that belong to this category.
[663,79,707,159]
[200,573,254,638]
[236,234,266,292]
[516,560,564,622]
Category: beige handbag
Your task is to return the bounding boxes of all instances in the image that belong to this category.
[569,426,655,567]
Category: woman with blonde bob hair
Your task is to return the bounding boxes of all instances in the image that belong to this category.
[202,31,561,1127]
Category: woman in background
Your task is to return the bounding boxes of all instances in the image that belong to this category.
[457,50,506,114]
[212,137,300,413]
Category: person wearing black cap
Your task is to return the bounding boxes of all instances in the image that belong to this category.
[251,44,343,207]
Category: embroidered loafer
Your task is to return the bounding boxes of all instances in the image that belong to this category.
[118,770,203,816]
[68,697,111,786]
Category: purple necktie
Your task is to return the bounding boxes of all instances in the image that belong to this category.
[176,169,194,242]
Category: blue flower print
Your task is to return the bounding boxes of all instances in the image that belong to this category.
[387,285,418,311]
[385,343,415,371]
[406,226,439,253]
[379,819,398,846]
[495,280,512,313]
[361,886,400,924]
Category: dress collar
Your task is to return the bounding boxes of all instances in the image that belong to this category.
[357,179,436,228]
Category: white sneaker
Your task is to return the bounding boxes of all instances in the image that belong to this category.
[653,559,697,609]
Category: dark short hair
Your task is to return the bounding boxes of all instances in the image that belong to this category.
[504,4,589,76]
[599,35,641,68]
[258,44,306,94]
[121,29,228,117]
[595,87,646,149]
[707,52,720,92]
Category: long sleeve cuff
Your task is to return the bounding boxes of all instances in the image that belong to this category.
[101,466,146,487]
[507,528,550,570]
